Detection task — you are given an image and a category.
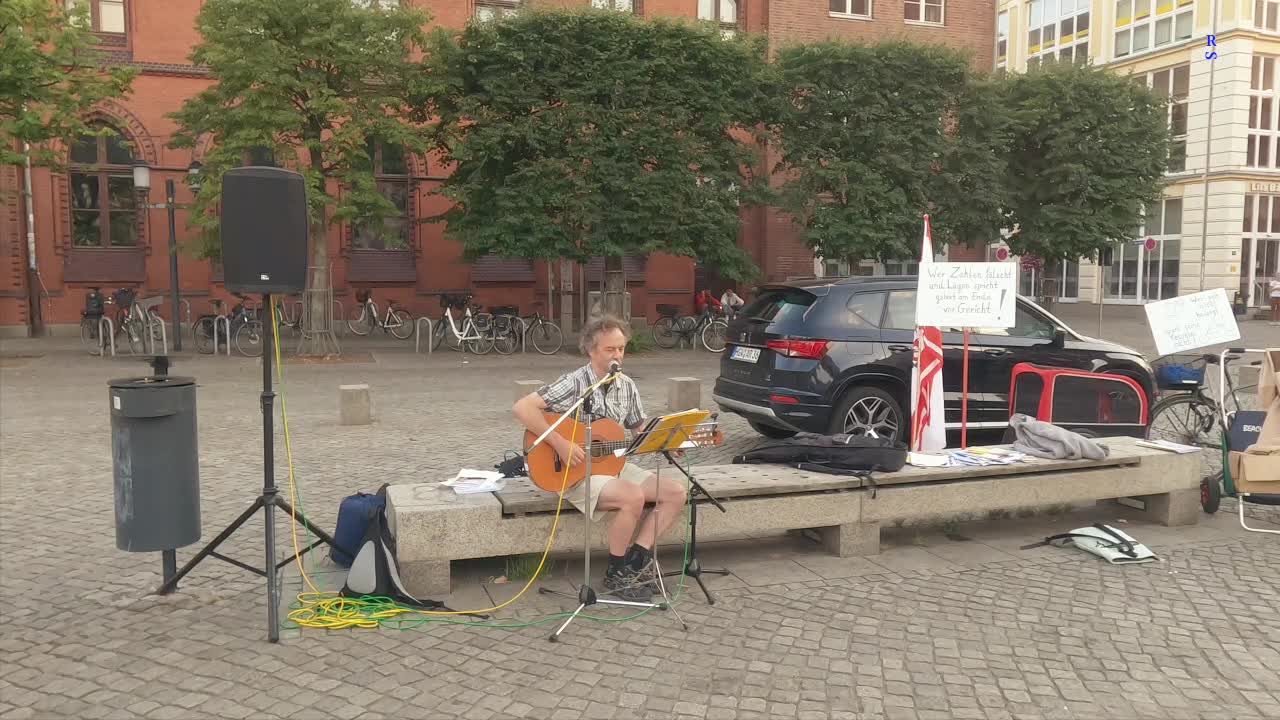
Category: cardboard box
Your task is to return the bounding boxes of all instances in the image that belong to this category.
[1229,447,1280,494]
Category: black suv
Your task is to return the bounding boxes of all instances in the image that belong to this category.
[713,277,1155,441]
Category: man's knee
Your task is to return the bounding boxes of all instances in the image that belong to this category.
[606,480,646,514]
[659,481,687,506]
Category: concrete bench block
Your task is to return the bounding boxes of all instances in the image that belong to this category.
[667,377,701,412]
[514,380,543,403]
[339,384,372,426]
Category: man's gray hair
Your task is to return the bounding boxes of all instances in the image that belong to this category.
[579,313,632,355]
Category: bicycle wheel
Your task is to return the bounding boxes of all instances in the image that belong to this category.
[529,320,564,355]
[652,317,679,349]
[1146,394,1223,479]
[235,322,264,357]
[194,317,215,354]
[466,327,495,355]
[81,318,100,353]
[387,309,414,340]
[123,319,146,354]
[701,319,728,353]
[347,305,372,336]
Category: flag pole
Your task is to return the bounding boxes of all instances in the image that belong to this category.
[961,327,970,449]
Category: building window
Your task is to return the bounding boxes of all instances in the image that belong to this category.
[592,0,636,11]
[1113,0,1192,59]
[1027,0,1090,67]
[66,0,126,34]
[1241,195,1280,306]
[69,123,138,248]
[1141,197,1181,300]
[699,0,738,34]
[1249,56,1280,169]
[476,0,520,21]
[1149,64,1189,172]
[905,0,942,23]
[830,0,871,18]
[354,141,410,250]
[1256,0,1279,30]
[996,11,1009,68]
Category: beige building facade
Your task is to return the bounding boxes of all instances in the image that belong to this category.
[993,0,1280,310]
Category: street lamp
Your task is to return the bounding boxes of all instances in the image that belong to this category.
[134,159,202,351]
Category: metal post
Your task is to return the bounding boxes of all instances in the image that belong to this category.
[166,179,183,351]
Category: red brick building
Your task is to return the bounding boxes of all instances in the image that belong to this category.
[0,0,994,337]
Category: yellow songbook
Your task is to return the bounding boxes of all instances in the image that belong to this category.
[621,409,712,457]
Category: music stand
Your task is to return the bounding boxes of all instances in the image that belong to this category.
[530,372,674,643]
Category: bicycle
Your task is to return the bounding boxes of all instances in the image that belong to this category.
[651,304,728,352]
[347,289,414,339]
[485,305,522,356]
[96,287,148,354]
[430,292,494,354]
[1146,351,1260,483]
[514,303,564,355]
[193,296,262,356]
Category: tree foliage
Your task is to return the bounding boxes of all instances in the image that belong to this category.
[429,9,771,281]
[168,0,439,258]
[1000,61,1169,260]
[767,41,1008,264]
[0,0,136,169]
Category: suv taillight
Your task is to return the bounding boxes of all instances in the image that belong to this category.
[766,338,831,359]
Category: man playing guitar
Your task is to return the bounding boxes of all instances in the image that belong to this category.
[512,314,687,602]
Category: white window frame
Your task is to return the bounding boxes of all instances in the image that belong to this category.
[1147,64,1190,173]
[996,11,1009,69]
[66,0,127,34]
[1249,55,1280,169]
[698,0,739,34]
[476,0,521,21]
[593,0,636,11]
[904,0,944,24]
[1026,0,1090,67]
[830,0,873,19]
[1139,197,1182,301]
[1256,0,1280,31]
[1113,0,1193,60]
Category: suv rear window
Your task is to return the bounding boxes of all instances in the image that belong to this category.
[741,288,816,325]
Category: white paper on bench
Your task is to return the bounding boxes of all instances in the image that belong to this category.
[442,469,506,494]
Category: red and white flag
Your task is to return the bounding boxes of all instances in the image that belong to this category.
[910,214,946,452]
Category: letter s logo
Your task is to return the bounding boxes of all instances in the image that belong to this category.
[1206,51,1218,60]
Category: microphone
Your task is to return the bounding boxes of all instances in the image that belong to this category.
[608,360,621,376]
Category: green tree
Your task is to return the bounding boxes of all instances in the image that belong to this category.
[1000,61,1169,261]
[767,41,1009,266]
[0,0,136,169]
[169,0,437,356]
[430,9,770,316]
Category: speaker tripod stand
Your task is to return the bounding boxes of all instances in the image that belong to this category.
[155,293,339,643]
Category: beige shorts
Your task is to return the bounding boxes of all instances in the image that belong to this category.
[564,462,653,521]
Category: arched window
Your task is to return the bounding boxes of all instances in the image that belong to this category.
[354,140,410,250]
[69,123,139,248]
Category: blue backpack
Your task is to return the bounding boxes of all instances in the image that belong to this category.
[331,485,388,568]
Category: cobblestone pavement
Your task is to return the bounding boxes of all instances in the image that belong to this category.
[1,341,1279,720]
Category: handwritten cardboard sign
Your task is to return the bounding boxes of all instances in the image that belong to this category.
[915,262,1017,328]
[1143,288,1240,356]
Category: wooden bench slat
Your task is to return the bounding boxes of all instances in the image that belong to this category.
[494,444,1141,515]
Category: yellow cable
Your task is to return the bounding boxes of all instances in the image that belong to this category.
[275,321,620,628]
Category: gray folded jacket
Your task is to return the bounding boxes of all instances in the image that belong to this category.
[1008,413,1110,460]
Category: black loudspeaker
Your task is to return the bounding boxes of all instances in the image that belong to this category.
[220,167,309,294]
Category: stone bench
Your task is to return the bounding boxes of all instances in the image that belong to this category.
[386,436,1200,595]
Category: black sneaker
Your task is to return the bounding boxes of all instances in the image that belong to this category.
[603,567,653,602]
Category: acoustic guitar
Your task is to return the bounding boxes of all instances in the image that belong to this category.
[523,412,722,492]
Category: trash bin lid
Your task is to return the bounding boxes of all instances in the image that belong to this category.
[108,376,196,389]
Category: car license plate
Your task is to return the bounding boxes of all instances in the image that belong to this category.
[731,346,761,363]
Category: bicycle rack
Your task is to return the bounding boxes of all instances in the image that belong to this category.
[331,298,345,336]
[180,299,191,333]
[145,311,169,356]
[414,317,434,355]
[212,315,231,356]
[96,316,115,357]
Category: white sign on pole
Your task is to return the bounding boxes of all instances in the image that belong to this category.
[1143,288,1240,356]
[915,262,1018,328]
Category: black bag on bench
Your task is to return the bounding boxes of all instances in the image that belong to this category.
[731,433,907,475]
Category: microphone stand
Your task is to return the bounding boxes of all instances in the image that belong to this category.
[530,364,665,642]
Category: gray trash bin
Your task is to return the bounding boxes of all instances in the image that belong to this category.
[109,375,200,552]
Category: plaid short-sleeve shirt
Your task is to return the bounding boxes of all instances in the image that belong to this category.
[537,364,645,430]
